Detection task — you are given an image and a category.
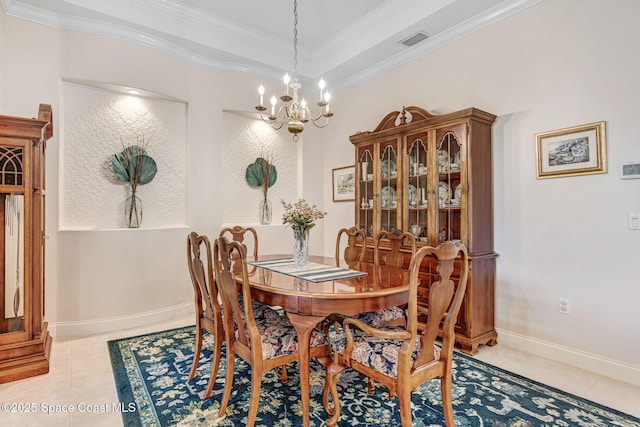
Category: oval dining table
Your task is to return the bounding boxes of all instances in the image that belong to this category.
[240,255,410,427]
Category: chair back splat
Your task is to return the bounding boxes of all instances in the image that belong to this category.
[373,230,416,268]
[219,225,259,260]
[216,237,254,347]
[335,226,367,267]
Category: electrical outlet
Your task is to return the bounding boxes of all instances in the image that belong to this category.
[629,212,640,230]
[558,298,570,314]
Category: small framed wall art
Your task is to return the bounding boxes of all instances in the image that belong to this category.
[332,165,355,202]
[621,161,640,179]
[535,121,607,179]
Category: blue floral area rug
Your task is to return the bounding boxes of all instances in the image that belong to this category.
[108,326,640,426]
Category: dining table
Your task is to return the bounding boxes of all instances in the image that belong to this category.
[240,255,410,427]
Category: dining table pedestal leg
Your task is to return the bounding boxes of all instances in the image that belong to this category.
[286,312,324,427]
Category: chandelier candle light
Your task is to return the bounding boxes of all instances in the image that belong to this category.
[255,0,333,142]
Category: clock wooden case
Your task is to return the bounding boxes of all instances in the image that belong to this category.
[0,105,53,382]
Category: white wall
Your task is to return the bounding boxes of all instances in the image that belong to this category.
[2,0,639,384]
[321,0,640,382]
[221,112,296,225]
[1,18,203,331]
[61,82,187,229]
[0,12,326,335]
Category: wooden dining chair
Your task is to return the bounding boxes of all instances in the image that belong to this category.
[351,230,417,329]
[324,241,469,426]
[219,225,278,319]
[335,226,367,267]
[219,225,259,259]
[187,231,279,399]
[213,236,333,426]
[373,229,416,269]
[186,232,223,399]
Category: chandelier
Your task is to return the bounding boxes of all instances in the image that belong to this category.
[255,0,333,142]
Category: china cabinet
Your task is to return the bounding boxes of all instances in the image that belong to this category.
[0,105,53,382]
[351,106,497,354]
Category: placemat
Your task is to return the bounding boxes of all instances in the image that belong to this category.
[248,258,367,283]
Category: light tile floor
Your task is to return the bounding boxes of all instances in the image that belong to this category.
[0,316,638,426]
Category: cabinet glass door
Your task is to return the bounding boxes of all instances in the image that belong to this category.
[436,130,463,243]
[379,144,399,234]
[357,149,374,237]
[406,136,429,243]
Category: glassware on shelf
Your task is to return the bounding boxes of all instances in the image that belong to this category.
[361,161,369,180]
[438,181,451,207]
[381,159,397,179]
[438,150,450,172]
[381,186,396,208]
[410,224,423,238]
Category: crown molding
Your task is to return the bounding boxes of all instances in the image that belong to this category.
[313,0,455,75]
[1,0,543,92]
[330,0,543,92]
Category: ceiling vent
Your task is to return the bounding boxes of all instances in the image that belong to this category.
[399,31,429,47]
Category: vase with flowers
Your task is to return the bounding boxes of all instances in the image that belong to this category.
[111,136,157,228]
[246,155,277,224]
[281,199,327,267]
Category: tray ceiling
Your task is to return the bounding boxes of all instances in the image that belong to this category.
[1,0,541,91]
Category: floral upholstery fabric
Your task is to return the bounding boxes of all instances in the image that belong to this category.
[353,306,405,327]
[237,314,329,360]
[238,295,280,320]
[332,326,441,378]
[251,300,280,320]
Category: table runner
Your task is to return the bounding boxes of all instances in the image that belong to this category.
[248,258,367,283]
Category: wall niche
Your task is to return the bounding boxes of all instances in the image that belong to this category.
[61,81,187,229]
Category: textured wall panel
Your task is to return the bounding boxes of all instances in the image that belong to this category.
[222,112,298,225]
[61,82,187,229]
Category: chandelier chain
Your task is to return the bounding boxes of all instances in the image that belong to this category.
[293,0,298,75]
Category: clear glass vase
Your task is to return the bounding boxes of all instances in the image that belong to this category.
[125,192,143,228]
[293,230,310,268]
[259,197,272,225]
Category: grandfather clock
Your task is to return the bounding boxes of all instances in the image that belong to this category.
[0,105,53,382]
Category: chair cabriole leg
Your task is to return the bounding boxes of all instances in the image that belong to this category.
[246,369,263,427]
[188,322,203,380]
[441,372,455,426]
[218,352,235,416]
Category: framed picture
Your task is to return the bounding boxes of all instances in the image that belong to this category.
[332,165,355,202]
[535,121,607,179]
[621,161,640,179]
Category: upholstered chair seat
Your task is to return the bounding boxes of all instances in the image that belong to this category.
[352,306,406,328]
[237,314,328,359]
[239,296,280,320]
[331,326,442,378]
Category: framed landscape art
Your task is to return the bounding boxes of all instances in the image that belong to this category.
[332,165,355,202]
[535,121,607,179]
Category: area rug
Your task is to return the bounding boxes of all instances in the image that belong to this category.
[108,326,640,426]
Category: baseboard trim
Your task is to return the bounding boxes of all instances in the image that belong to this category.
[49,302,194,337]
[48,314,640,386]
[496,328,640,387]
